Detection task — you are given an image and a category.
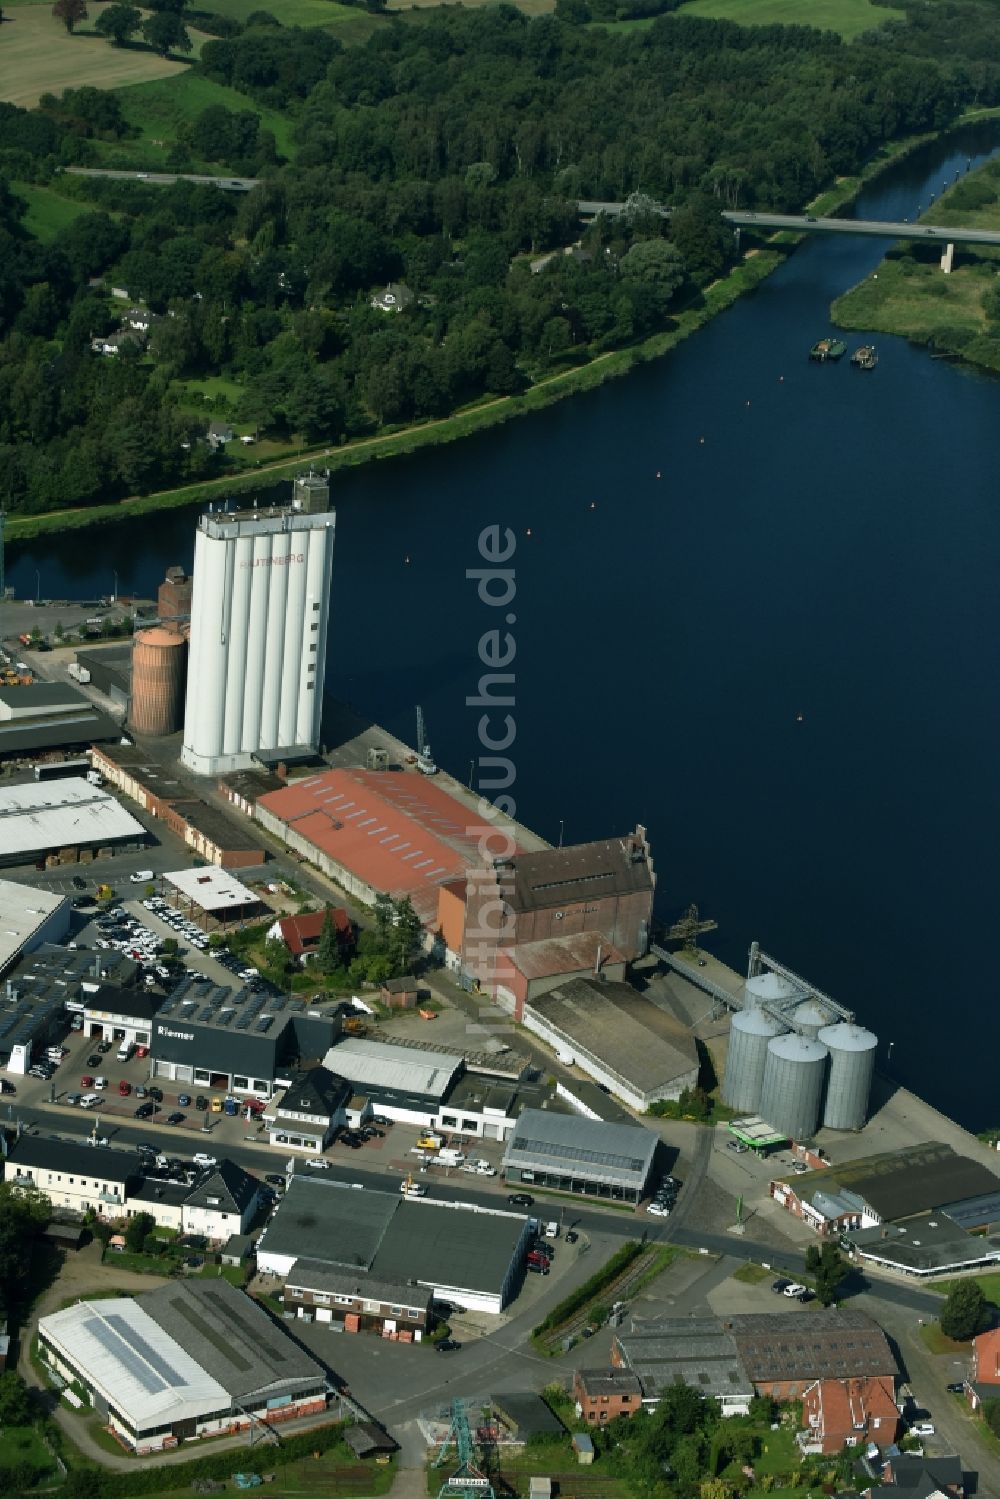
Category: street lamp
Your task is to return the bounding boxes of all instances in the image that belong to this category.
[887,1041,895,1064]
[34,570,40,604]
[112,569,119,602]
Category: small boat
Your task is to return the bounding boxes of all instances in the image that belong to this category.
[809,337,848,362]
[851,344,878,370]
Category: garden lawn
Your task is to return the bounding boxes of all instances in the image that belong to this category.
[112,70,297,160]
[0,1425,55,1477]
[0,5,210,108]
[678,0,902,39]
[11,180,92,240]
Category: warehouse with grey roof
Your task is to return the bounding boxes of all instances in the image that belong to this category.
[503,1107,658,1205]
[37,1281,328,1453]
[256,1175,531,1314]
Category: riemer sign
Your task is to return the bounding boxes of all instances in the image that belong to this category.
[156,1025,194,1042]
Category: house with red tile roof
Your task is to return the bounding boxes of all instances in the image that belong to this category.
[267,908,353,965]
[800,1375,899,1454]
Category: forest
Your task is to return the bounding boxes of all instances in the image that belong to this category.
[2,0,1000,516]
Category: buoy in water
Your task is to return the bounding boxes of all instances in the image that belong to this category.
[590,501,596,510]
[655,471,661,479]
[526,528,532,537]
[405,555,410,564]
[796,713,805,723]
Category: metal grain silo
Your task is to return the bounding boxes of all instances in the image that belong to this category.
[759,1032,829,1141]
[722,1004,786,1113]
[792,999,830,1038]
[129,626,187,737]
[745,971,798,1009]
[818,1021,878,1130]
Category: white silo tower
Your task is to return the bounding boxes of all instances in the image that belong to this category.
[759,1032,829,1141]
[180,478,335,775]
[818,1021,878,1130]
[792,999,830,1039]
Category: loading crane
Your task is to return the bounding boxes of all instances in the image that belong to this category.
[415,705,438,775]
[664,903,718,954]
[432,1399,494,1499]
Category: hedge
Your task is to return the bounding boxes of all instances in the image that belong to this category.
[533,1241,643,1335]
[64,1421,348,1495]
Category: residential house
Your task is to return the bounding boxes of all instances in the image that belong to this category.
[6,1137,136,1218]
[207,422,234,449]
[877,1452,964,1495]
[182,1160,263,1242]
[123,307,158,334]
[370,283,413,313]
[965,1325,1000,1412]
[800,1376,899,1454]
[264,1064,350,1154]
[266,908,353,967]
[90,329,146,357]
[283,1257,432,1339]
[573,1368,643,1424]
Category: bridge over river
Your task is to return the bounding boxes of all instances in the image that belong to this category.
[577,199,1000,248]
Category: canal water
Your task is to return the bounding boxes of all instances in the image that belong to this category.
[13,123,1000,1129]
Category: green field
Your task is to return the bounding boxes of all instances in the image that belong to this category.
[678,0,902,39]
[194,0,363,23]
[11,179,92,240]
[0,4,209,107]
[112,69,297,159]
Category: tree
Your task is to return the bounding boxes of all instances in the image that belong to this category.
[389,895,422,969]
[53,619,64,641]
[804,1241,848,1306]
[0,1371,32,1426]
[940,1280,990,1341]
[315,908,342,974]
[264,936,291,975]
[52,0,87,31]
[124,1211,154,1253]
[142,10,190,54]
[621,239,685,300]
[95,2,140,44]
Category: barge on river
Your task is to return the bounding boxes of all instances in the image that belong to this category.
[809,337,847,362]
[851,344,878,369]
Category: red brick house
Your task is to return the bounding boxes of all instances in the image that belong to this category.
[800,1375,899,1454]
[573,1368,643,1424]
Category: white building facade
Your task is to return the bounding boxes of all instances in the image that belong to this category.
[181,477,335,776]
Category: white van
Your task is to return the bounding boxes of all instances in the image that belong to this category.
[117,1041,132,1063]
[130,870,154,884]
[79,1092,100,1108]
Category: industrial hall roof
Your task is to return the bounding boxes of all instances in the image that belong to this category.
[323,1036,463,1101]
[510,932,627,982]
[0,682,93,714]
[260,1176,397,1269]
[503,1107,658,1189]
[526,978,698,1096]
[285,1258,432,1312]
[0,779,145,860]
[494,829,653,913]
[614,1317,754,1405]
[723,1309,897,1383]
[38,1298,229,1429]
[780,1143,1000,1225]
[257,767,502,918]
[141,1279,324,1401]
[0,879,66,972]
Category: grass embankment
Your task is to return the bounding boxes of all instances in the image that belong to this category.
[677,0,902,40]
[732,1261,771,1285]
[110,70,298,162]
[832,152,1000,373]
[11,179,92,241]
[0,4,209,109]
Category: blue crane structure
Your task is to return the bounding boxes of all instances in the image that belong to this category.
[432,1399,496,1499]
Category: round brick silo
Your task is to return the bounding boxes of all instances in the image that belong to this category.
[129,627,187,737]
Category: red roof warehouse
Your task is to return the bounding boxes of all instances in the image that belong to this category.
[256,769,506,923]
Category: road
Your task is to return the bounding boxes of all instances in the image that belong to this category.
[576,199,1000,247]
[63,168,261,193]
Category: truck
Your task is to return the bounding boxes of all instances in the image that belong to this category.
[86,769,104,787]
[34,759,90,782]
[437,1148,465,1167]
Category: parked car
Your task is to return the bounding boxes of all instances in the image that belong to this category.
[264,1173,285,1188]
[72,875,87,889]
[797,1288,816,1303]
[435,1339,461,1353]
[783,1283,807,1298]
[565,1230,579,1244]
[135,1045,148,1059]
[80,1074,94,1087]
[135,1102,155,1119]
[526,1261,549,1275]
[149,1086,163,1102]
[177,1093,191,1107]
[647,1202,671,1216]
[771,1278,791,1293]
[119,1080,132,1096]
[911,1423,935,1437]
[94,1076,107,1090]
[195,1095,208,1110]
[947,1382,965,1394]
[166,1111,185,1125]
[97,1041,112,1055]
[508,1193,534,1207]
[306,1158,330,1170]
[192,1152,217,1168]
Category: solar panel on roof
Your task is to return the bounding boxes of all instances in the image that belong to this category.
[235,1015,251,1030]
[255,1018,272,1033]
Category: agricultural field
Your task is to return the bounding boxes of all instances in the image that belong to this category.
[11,179,92,240]
[193,0,362,22]
[112,70,298,160]
[0,4,211,109]
[387,0,555,13]
[677,0,902,39]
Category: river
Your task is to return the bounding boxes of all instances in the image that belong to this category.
[12,124,1000,1131]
